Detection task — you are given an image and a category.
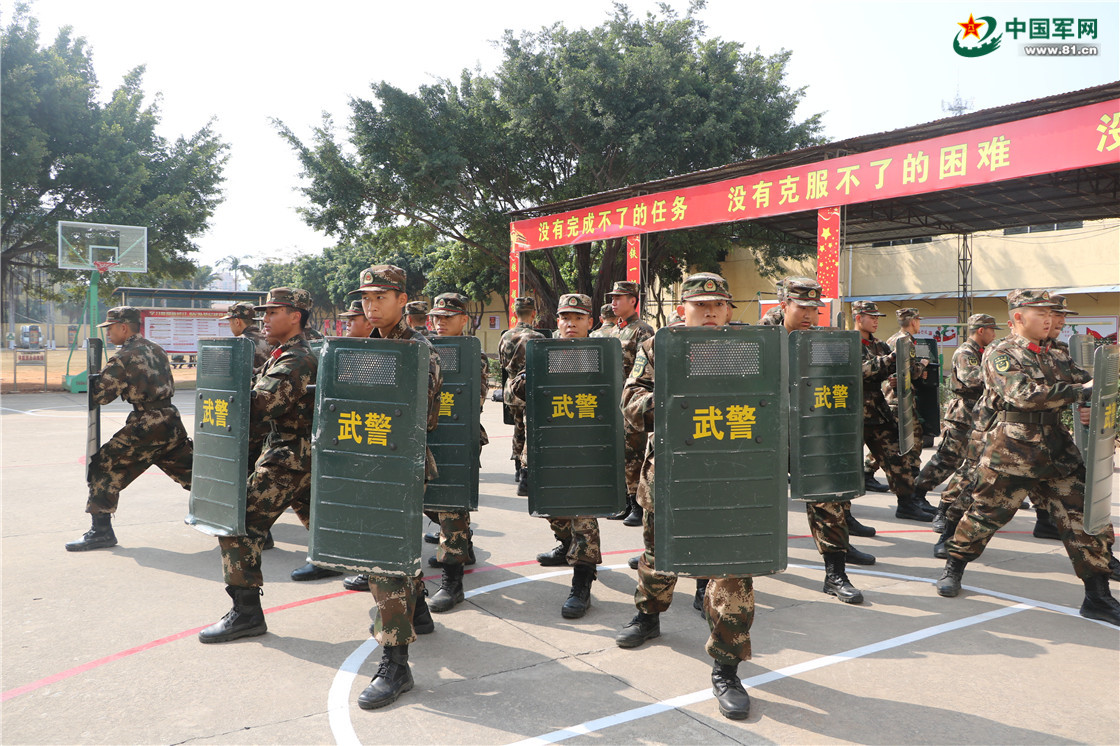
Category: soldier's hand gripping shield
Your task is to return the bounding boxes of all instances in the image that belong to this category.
[186,337,254,536]
[525,337,626,518]
[1069,334,1096,455]
[1082,344,1118,536]
[913,337,941,439]
[309,338,428,576]
[789,330,864,502]
[85,338,103,482]
[653,326,789,578]
[424,336,481,511]
[895,335,917,455]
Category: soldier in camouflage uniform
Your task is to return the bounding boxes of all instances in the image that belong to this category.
[198,288,317,644]
[339,299,374,338]
[884,308,936,516]
[66,307,194,551]
[614,273,755,721]
[220,302,273,369]
[936,290,1119,626]
[607,280,656,526]
[500,297,544,495]
[590,303,617,338]
[405,300,431,336]
[759,278,787,327]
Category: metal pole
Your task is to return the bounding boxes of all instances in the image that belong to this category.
[957,234,972,323]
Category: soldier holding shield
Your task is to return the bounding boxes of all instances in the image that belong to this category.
[220,302,273,369]
[500,298,544,494]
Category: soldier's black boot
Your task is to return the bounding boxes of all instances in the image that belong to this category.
[514,460,521,483]
[199,586,267,643]
[933,519,959,560]
[1079,574,1120,626]
[622,499,644,527]
[1109,553,1120,582]
[844,545,876,566]
[822,552,863,604]
[561,564,596,619]
[711,661,751,720]
[423,530,439,544]
[1032,509,1061,540]
[616,611,661,648]
[65,513,117,551]
[912,487,938,514]
[357,645,413,710]
[932,506,948,534]
[517,468,529,496]
[262,530,275,550]
[694,578,709,616]
[936,557,968,597]
[429,563,465,613]
[291,562,343,581]
[608,495,634,520]
[537,539,571,566]
[864,471,890,492]
[627,555,640,570]
[895,494,934,522]
[343,574,370,591]
[844,506,876,537]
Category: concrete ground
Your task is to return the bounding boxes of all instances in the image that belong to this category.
[2,392,1118,745]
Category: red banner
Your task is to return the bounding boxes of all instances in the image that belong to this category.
[817,207,840,299]
[508,252,520,328]
[626,235,641,283]
[511,99,1120,252]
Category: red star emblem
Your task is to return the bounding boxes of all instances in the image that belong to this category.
[958,13,984,40]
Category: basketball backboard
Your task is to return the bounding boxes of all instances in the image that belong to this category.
[58,221,148,273]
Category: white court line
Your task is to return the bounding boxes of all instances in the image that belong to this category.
[0,405,88,418]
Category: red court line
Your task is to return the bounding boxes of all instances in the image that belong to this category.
[0,528,1034,702]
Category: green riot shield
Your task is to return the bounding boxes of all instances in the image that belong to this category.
[1082,344,1118,536]
[309,337,428,576]
[525,337,625,518]
[789,330,864,502]
[424,335,481,511]
[186,337,254,536]
[913,337,941,438]
[1069,334,1095,455]
[86,338,103,481]
[308,338,324,360]
[895,336,917,455]
[654,326,789,578]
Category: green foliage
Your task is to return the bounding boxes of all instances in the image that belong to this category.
[277,2,820,316]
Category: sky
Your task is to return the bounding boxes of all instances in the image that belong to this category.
[15,0,1120,271]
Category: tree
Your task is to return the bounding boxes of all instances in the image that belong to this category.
[217,255,254,291]
[1,5,229,329]
[277,2,820,320]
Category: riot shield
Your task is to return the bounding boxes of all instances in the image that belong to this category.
[85,338,103,482]
[1069,334,1095,455]
[525,337,625,518]
[1082,344,1118,536]
[501,367,514,425]
[653,326,789,578]
[789,330,864,502]
[424,335,481,511]
[309,337,428,576]
[895,336,917,455]
[308,338,324,360]
[913,337,941,439]
[186,337,254,536]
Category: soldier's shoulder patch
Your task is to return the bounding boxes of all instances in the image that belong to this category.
[631,349,648,378]
[964,355,979,367]
[992,353,1012,373]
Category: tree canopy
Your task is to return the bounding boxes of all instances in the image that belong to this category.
[278,2,821,323]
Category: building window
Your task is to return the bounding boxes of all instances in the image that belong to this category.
[1004,221,1083,235]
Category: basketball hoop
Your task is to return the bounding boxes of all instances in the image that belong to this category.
[92,261,119,273]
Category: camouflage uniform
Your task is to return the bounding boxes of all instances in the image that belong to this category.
[219,314,317,588]
[608,283,656,495]
[499,303,544,468]
[860,330,917,500]
[885,326,925,449]
[87,324,193,514]
[917,335,986,492]
[622,273,754,665]
[406,300,431,337]
[220,302,273,369]
[946,298,1108,581]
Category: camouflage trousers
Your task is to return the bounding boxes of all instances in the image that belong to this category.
[947,465,1111,580]
[219,463,311,587]
[87,411,193,514]
[369,574,427,647]
[635,509,754,663]
[864,422,918,498]
[546,516,601,566]
[623,429,647,495]
[915,421,970,492]
[424,508,472,565]
[805,501,850,555]
[511,406,526,467]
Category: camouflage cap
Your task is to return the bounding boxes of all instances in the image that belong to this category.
[1007,289,1059,310]
[1049,293,1079,315]
[605,280,641,298]
[97,306,142,328]
[513,296,536,313]
[783,276,825,308]
[405,300,429,317]
[255,287,312,312]
[967,313,998,330]
[896,307,922,322]
[338,299,366,318]
[600,303,617,320]
[851,300,886,317]
[774,277,789,301]
[429,293,469,316]
[680,272,733,303]
[219,302,259,322]
[349,264,406,296]
[667,311,684,327]
[557,293,593,315]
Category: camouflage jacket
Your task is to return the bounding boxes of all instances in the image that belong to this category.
[373,318,443,479]
[252,334,318,472]
[611,315,655,377]
[860,334,895,425]
[241,325,273,369]
[977,334,1091,479]
[92,334,177,409]
[302,327,324,341]
[590,323,616,338]
[622,337,657,510]
[943,337,986,426]
[1048,338,1092,386]
[760,306,784,326]
[499,322,544,406]
[479,351,490,447]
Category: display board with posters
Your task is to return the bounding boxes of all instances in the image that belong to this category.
[1061,316,1119,345]
[140,309,233,354]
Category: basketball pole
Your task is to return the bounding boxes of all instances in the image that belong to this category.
[63,267,101,394]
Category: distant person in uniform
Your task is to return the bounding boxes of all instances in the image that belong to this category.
[66,306,194,551]
[884,308,936,517]
[590,303,617,337]
[220,302,272,368]
[339,299,374,338]
[405,300,431,336]
[500,297,544,495]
